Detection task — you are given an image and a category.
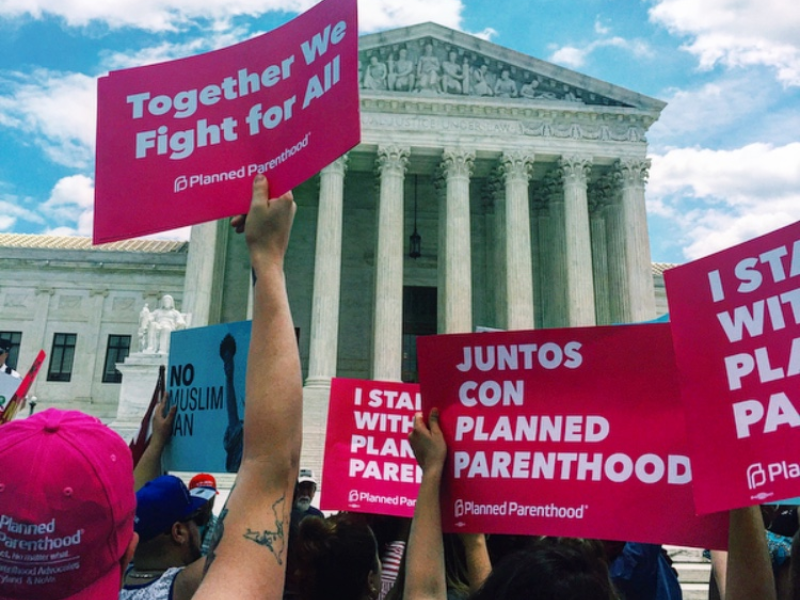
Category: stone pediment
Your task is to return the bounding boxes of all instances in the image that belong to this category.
[358,23,665,113]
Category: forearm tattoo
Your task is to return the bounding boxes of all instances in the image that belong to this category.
[243,496,287,565]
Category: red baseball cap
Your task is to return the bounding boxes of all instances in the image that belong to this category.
[0,409,136,599]
[188,473,218,493]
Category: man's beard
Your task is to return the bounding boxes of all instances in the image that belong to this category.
[294,497,311,512]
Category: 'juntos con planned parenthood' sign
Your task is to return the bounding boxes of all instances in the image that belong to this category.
[418,324,728,549]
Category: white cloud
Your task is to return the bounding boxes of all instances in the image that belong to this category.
[0,197,44,231]
[648,142,800,259]
[359,0,462,31]
[0,70,96,168]
[100,33,248,71]
[0,0,464,33]
[550,46,588,69]
[470,27,497,42]
[548,36,653,69]
[0,0,308,32]
[649,0,800,86]
[39,175,95,230]
[647,72,783,150]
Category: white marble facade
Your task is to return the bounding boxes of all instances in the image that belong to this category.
[0,235,187,419]
[182,23,667,478]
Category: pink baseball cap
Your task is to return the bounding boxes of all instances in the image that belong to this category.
[0,409,136,599]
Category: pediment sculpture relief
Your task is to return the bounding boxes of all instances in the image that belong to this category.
[359,38,628,107]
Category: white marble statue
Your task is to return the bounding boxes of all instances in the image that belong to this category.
[362,55,388,90]
[138,303,151,352]
[494,69,518,98]
[143,295,187,355]
[441,51,466,94]
[388,48,415,92]
[416,43,441,93]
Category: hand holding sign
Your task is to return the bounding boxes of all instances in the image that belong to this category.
[235,174,296,271]
[410,409,447,475]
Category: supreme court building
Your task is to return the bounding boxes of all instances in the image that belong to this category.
[180,23,666,475]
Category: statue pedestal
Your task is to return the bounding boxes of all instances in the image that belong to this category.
[110,352,167,442]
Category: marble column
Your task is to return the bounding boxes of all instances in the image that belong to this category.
[499,152,536,330]
[79,289,109,387]
[541,171,568,328]
[30,287,54,356]
[182,222,220,328]
[588,176,613,325]
[487,173,507,329]
[372,146,409,381]
[306,155,348,388]
[26,287,54,399]
[605,185,632,324]
[436,175,447,334]
[560,156,596,326]
[616,158,656,322]
[439,149,475,333]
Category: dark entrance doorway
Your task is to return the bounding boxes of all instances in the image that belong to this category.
[401,286,437,383]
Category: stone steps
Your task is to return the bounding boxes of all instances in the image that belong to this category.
[666,545,711,599]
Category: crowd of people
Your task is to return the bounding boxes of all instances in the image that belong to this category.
[0,175,796,600]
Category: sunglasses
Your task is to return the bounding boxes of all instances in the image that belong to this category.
[186,510,211,528]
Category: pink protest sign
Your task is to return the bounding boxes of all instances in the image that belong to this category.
[665,221,800,513]
[417,324,728,549]
[94,0,359,243]
[320,378,421,517]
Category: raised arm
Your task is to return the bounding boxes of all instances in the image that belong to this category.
[405,408,448,600]
[460,533,491,593]
[133,392,176,491]
[194,175,301,600]
[726,506,776,600]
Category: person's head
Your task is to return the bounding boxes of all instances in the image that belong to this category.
[295,471,318,512]
[469,538,619,600]
[0,338,10,362]
[293,513,381,600]
[134,475,210,566]
[160,294,175,309]
[449,50,457,61]
[398,48,407,59]
[0,408,137,599]
[188,473,218,536]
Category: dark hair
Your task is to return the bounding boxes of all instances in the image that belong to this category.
[293,513,379,600]
[469,538,619,600]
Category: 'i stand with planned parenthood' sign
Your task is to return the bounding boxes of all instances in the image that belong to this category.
[666,220,800,513]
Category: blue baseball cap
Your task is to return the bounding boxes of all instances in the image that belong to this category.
[135,475,209,542]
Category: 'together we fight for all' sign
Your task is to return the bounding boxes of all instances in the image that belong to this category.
[94,0,359,243]
[417,324,728,549]
[666,221,800,514]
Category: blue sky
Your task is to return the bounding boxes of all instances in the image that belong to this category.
[0,0,798,263]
